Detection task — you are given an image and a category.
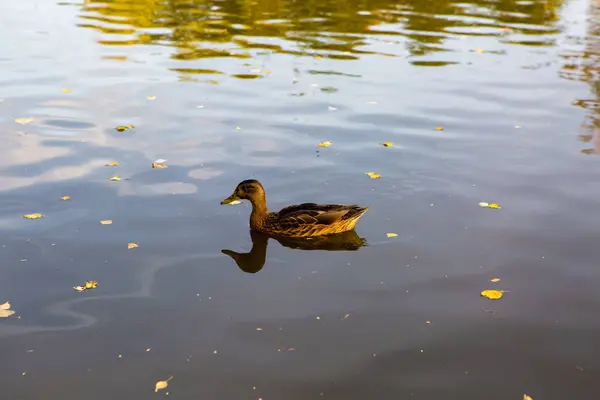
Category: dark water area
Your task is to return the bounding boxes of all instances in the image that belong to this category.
[1,0,600,398]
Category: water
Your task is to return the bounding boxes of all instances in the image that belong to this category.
[1,0,600,398]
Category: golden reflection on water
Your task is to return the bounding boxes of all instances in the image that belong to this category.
[78,0,563,68]
[561,0,600,155]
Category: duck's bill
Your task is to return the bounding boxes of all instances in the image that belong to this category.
[220,194,241,205]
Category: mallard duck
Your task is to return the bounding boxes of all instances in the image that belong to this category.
[220,180,368,237]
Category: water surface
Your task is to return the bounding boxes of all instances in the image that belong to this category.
[1,0,600,398]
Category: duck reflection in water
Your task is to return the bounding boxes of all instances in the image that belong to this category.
[221,229,368,274]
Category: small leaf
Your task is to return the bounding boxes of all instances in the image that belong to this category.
[479,202,501,209]
[61,196,70,201]
[474,49,485,53]
[490,278,501,283]
[100,220,113,225]
[23,213,42,219]
[105,162,119,167]
[108,176,121,181]
[62,88,72,93]
[85,281,98,289]
[155,376,173,392]
[366,172,381,179]
[381,142,393,147]
[481,289,503,300]
[0,302,15,318]
[128,242,139,249]
[115,125,134,132]
[152,163,167,169]
[317,141,332,147]
[15,117,34,125]
[434,126,444,131]
[386,232,398,238]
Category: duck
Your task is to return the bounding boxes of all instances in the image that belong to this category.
[220,179,368,237]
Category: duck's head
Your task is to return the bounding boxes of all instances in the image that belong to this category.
[220,179,266,205]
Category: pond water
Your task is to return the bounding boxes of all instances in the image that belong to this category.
[1,0,600,398]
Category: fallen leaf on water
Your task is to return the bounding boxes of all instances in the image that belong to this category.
[481,289,503,300]
[524,395,533,400]
[434,126,444,131]
[479,202,502,209]
[0,302,15,318]
[490,277,501,283]
[317,141,332,147]
[85,281,98,289]
[62,88,72,93]
[105,162,119,167]
[474,49,485,53]
[15,117,34,125]
[61,196,70,201]
[24,213,42,219]
[128,242,139,249]
[108,176,121,181]
[73,281,98,292]
[366,172,381,179]
[147,95,156,100]
[386,232,398,237]
[381,142,393,147]
[152,163,167,169]
[155,376,173,392]
[100,220,113,225]
[115,125,134,132]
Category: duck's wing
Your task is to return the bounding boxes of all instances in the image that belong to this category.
[277,203,365,227]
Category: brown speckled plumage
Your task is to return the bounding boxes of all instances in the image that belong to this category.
[220,180,368,237]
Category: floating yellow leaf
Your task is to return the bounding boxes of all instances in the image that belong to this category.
[386,232,398,237]
[434,126,444,131]
[317,141,332,147]
[524,395,533,400]
[61,196,70,201]
[474,49,485,53]
[151,163,167,169]
[115,125,134,132]
[73,281,98,292]
[108,176,121,181]
[23,213,42,219]
[155,376,173,392]
[0,302,15,318]
[366,172,381,179]
[15,117,34,125]
[381,142,393,147]
[62,88,72,93]
[481,289,503,300]
[127,242,139,249]
[100,220,113,225]
[105,161,119,167]
[490,278,501,283]
[479,202,502,209]
[85,281,98,289]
